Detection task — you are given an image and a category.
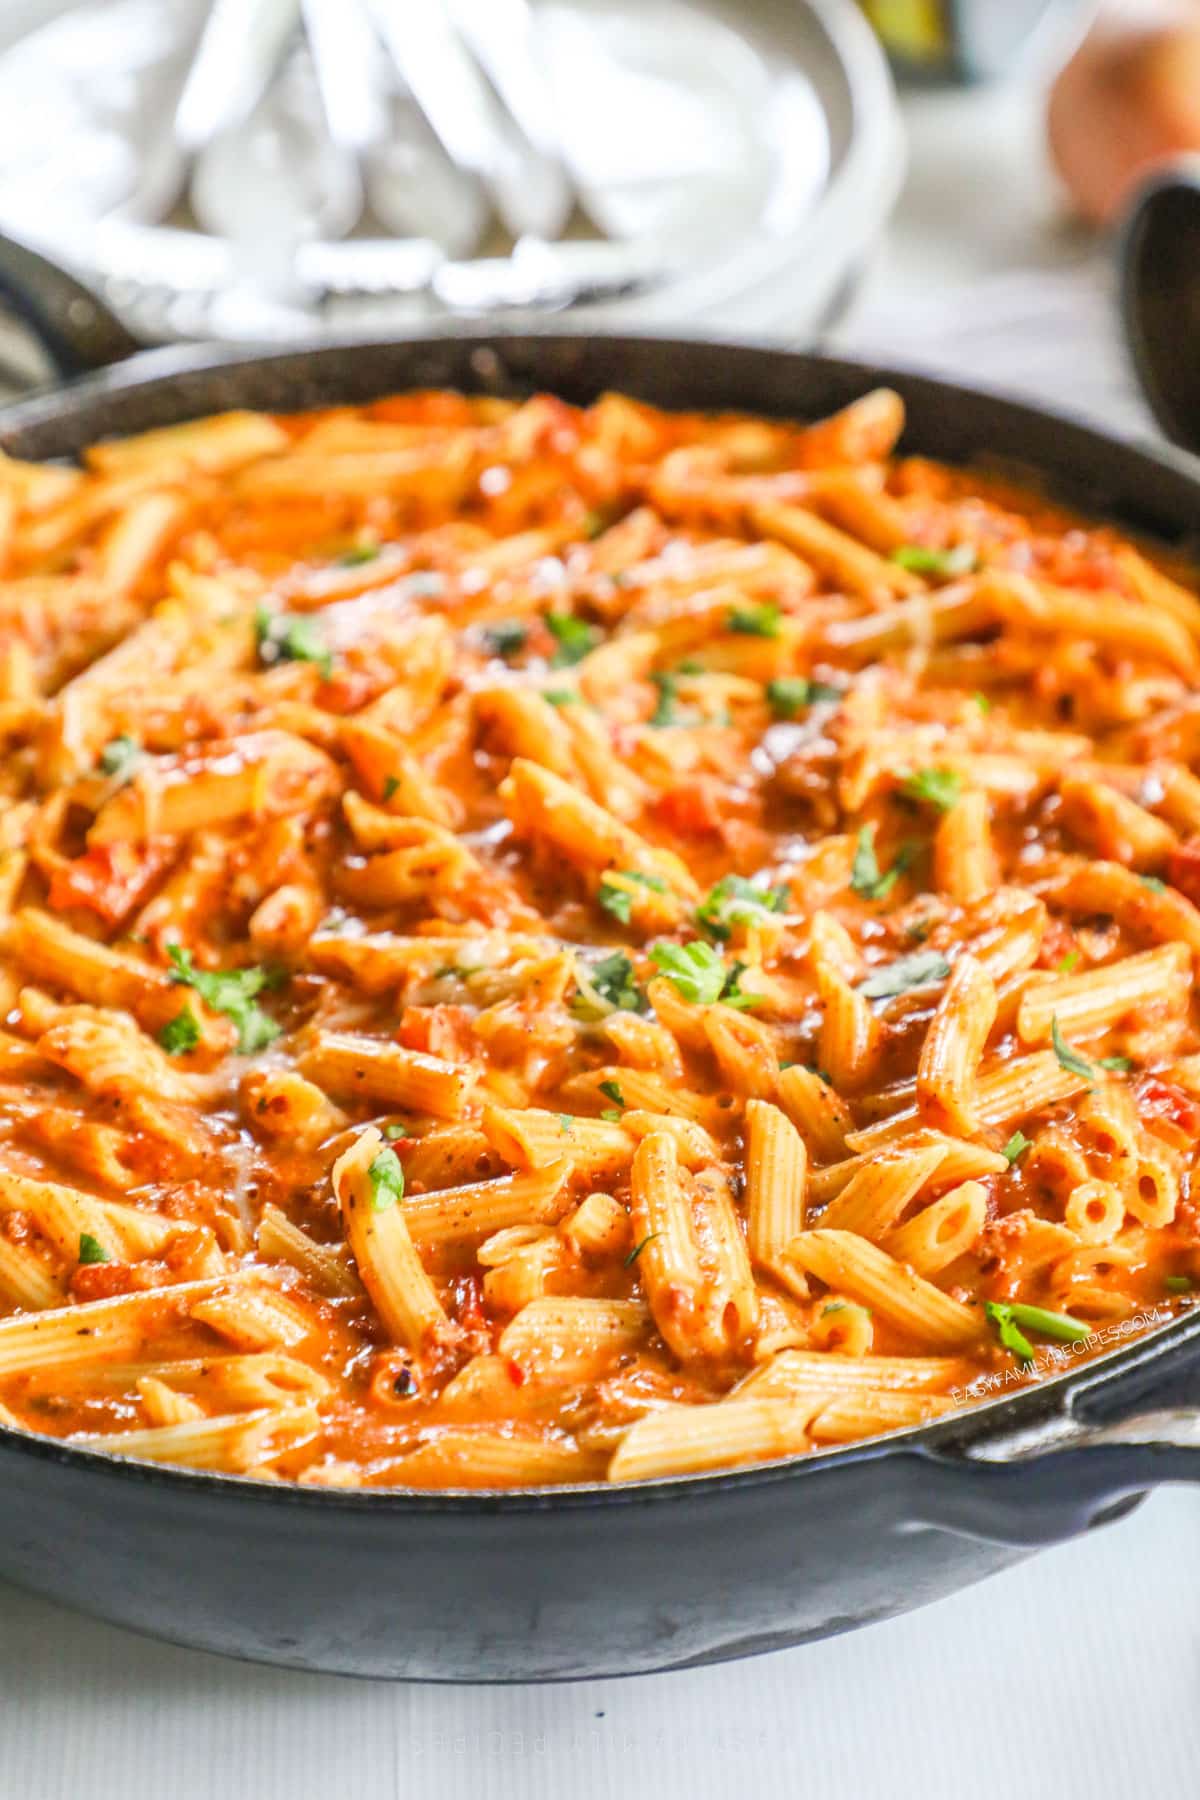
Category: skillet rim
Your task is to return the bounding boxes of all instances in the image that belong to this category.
[1,323,1198,1512]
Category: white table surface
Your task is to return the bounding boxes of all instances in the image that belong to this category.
[4,52,1197,1800]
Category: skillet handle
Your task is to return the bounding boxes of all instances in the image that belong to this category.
[913,1407,1200,1548]
[0,230,143,380]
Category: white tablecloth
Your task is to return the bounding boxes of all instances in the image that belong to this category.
[4,57,1198,1800]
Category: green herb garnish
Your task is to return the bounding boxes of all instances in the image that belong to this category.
[649,940,760,1009]
[166,946,282,1054]
[367,1147,405,1211]
[727,601,781,638]
[597,870,668,925]
[1165,1275,1194,1294]
[1056,950,1080,974]
[850,825,915,903]
[1097,1055,1134,1073]
[900,767,962,813]
[255,605,333,679]
[624,1232,661,1268]
[483,620,528,659]
[598,1079,625,1108]
[337,542,379,566]
[696,874,787,941]
[1002,1130,1032,1166]
[543,688,579,707]
[571,951,647,1020]
[1141,875,1168,893]
[545,611,600,667]
[382,775,401,801]
[158,1007,201,1056]
[78,1233,110,1266]
[99,734,144,784]
[765,676,841,719]
[858,949,951,1001]
[649,671,683,728]
[987,1299,1091,1367]
[892,543,978,578]
[1051,1016,1096,1082]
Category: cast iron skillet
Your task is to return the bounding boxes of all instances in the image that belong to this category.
[2,325,1200,1682]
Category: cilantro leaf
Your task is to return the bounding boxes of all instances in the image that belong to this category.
[158,1007,201,1056]
[483,620,527,659]
[892,543,978,578]
[368,1147,405,1211]
[545,611,600,667]
[727,601,781,638]
[571,951,647,1020]
[624,1232,661,1268]
[765,676,842,719]
[1051,1016,1096,1082]
[255,605,333,679]
[649,671,683,728]
[1141,875,1167,893]
[1002,1130,1032,1166]
[78,1233,110,1266]
[166,946,283,1054]
[649,940,761,1009]
[696,874,787,941]
[598,1079,625,1108]
[1165,1275,1194,1294]
[858,949,950,1001]
[850,824,914,902]
[1098,1055,1134,1073]
[99,735,144,784]
[543,688,579,707]
[900,768,962,813]
[597,870,668,925]
[337,542,379,566]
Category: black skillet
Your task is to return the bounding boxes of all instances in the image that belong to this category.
[2,281,1200,1678]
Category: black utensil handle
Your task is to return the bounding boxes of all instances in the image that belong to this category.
[0,231,142,379]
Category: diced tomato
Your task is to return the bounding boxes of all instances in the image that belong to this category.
[653,778,725,838]
[47,840,174,926]
[1138,1077,1200,1146]
[395,1003,473,1060]
[505,1357,527,1388]
[68,1263,138,1303]
[1168,837,1200,908]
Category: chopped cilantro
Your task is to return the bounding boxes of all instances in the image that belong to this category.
[1141,876,1167,893]
[158,1007,201,1056]
[696,874,787,941]
[367,1147,405,1211]
[985,1301,1035,1367]
[1056,949,1080,974]
[649,940,761,1009]
[1051,1016,1096,1082]
[543,688,579,707]
[1097,1055,1134,1073]
[1002,1130,1032,1166]
[598,1079,625,1108]
[858,949,950,1001]
[99,734,144,784]
[383,1122,408,1142]
[1165,1275,1194,1294]
[559,1114,574,1135]
[892,543,978,578]
[850,824,915,902]
[601,1109,623,1124]
[900,767,962,813]
[545,611,600,667]
[337,542,379,566]
[597,870,668,925]
[255,605,333,679]
[382,775,401,801]
[78,1233,109,1266]
[571,951,647,1020]
[624,1232,660,1268]
[648,671,683,728]
[166,945,282,1054]
[765,676,841,719]
[727,601,781,638]
[483,620,528,659]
